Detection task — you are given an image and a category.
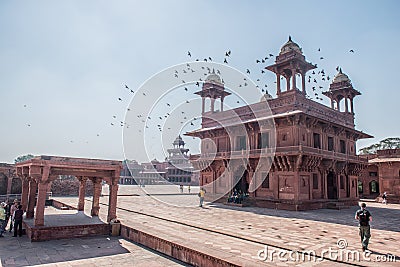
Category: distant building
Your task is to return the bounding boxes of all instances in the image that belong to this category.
[0,163,19,196]
[359,149,400,203]
[166,136,196,185]
[119,136,199,185]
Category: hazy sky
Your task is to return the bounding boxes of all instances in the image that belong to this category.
[0,0,399,164]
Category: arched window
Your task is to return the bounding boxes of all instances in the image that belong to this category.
[370,180,379,193]
[358,181,363,194]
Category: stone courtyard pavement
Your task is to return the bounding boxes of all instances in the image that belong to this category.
[51,185,400,266]
[16,184,400,266]
[0,233,188,267]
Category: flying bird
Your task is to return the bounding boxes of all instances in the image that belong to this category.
[187,51,191,57]
[349,49,354,53]
[125,85,129,89]
[118,98,122,101]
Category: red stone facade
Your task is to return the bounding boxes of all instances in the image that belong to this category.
[187,37,372,210]
[50,176,94,196]
[0,163,20,196]
[359,149,400,203]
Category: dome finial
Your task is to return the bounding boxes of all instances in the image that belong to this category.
[289,35,292,42]
[339,68,342,74]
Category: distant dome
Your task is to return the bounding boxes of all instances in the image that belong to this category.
[173,135,185,146]
[332,69,351,83]
[205,70,222,84]
[260,92,273,102]
[280,36,302,55]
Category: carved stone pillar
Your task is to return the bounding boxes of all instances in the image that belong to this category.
[276,73,281,95]
[6,175,12,195]
[201,97,205,113]
[210,98,215,112]
[35,182,48,226]
[301,72,306,94]
[78,177,87,211]
[286,75,290,91]
[26,179,38,219]
[344,96,349,113]
[293,172,300,202]
[91,178,102,216]
[21,177,29,211]
[107,176,119,222]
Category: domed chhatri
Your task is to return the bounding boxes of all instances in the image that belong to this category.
[205,69,222,84]
[259,92,273,102]
[279,36,303,55]
[173,135,185,147]
[332,68,351,84]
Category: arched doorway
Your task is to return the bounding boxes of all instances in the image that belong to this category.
[11,178,22,194]
[369,180,379,196]
[358,181,363,195]
[0,173,7,195]
[327,171,337,199]
[233,169,249,194]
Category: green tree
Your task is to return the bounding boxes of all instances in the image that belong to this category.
[14,154,35,163]
[359,137,400,154]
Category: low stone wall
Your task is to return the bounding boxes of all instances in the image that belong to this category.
[52,199,77,210]
[51,178,94,197]
[24,222,110,242]
[121,225,240,267]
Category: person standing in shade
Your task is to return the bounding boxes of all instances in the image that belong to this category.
[199,188,206,207]
[4,200,11,232]
[9,199,19,232]
[355,202,372,252]
[0,202,7,237]
[13,205,24,237]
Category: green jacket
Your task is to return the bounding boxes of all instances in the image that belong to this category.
[0,207,5,220]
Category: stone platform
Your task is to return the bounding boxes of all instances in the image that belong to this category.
[23,206,109,242]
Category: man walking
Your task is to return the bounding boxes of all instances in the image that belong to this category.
[355,202,372,252]
[199,188,206,207]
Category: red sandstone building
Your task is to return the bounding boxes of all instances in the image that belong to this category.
[359,149,400,203]
[187,37,373,210]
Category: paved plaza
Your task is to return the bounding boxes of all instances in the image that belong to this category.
[1,185,399,266]
[57,185,400,266]
[0,233,188,267]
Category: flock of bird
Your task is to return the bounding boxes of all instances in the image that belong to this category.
[21,45,356,146]
[117,46,357,136]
